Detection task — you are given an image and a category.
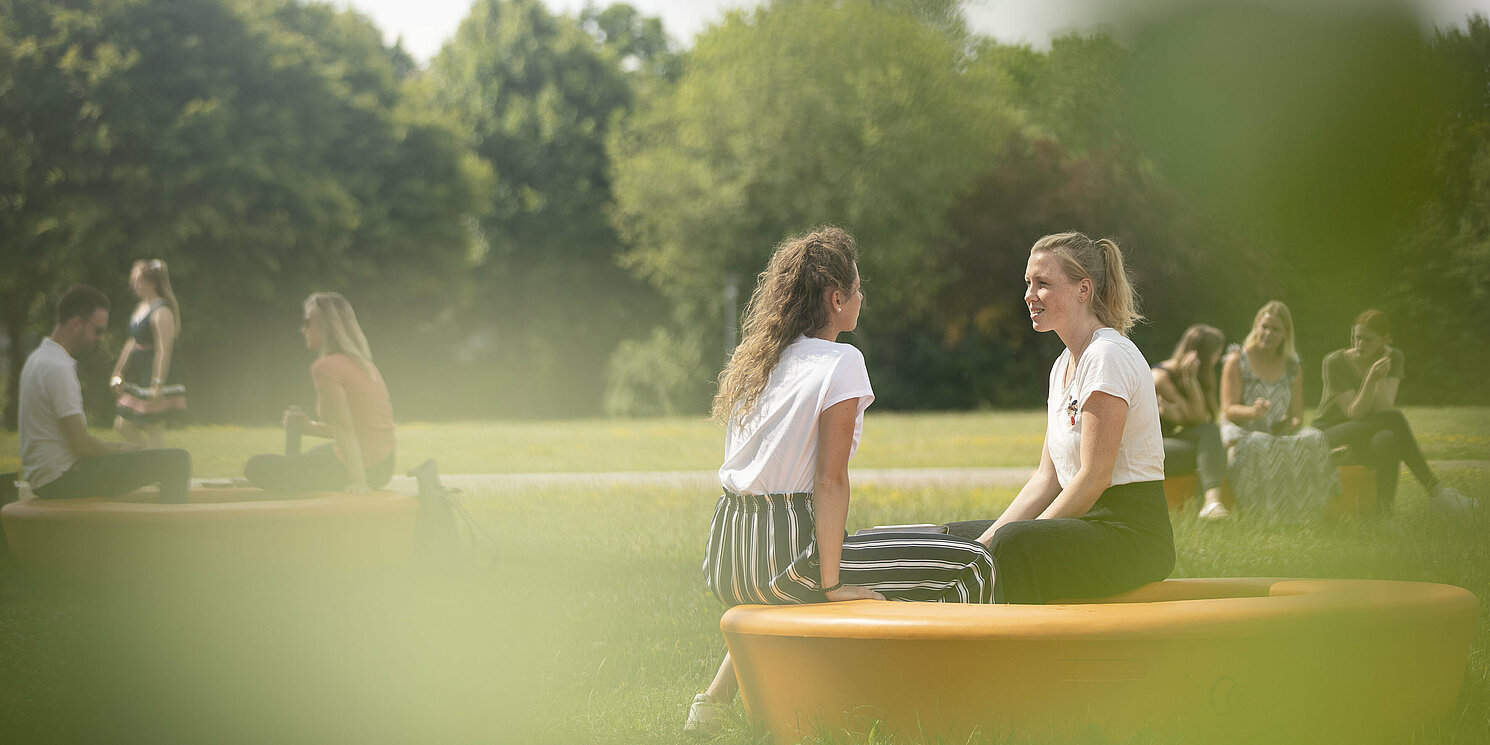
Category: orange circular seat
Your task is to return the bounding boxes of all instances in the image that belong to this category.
[722,578,1477,744]
[1,487,418,576]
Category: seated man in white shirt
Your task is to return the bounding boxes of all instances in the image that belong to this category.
[19,285,191,502]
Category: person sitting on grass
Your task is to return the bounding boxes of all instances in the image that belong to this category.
[684,227,995,736]
[1153,324,1229,519]
[244,292,394,494]
[1313,309,1474,513]
[1219,300,1337,521]
[944,232,1175,603]
[19,285,191,501]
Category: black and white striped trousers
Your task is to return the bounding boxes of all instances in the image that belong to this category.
[703,491,995,606]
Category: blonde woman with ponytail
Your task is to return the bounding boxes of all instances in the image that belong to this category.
[947,232,1174,604]
[684,227,995,735]
[1218,300,1337,520]
[111,259,187,447]
[244,292,395,494]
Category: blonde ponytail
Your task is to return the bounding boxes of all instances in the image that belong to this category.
[1030,232,1143,335]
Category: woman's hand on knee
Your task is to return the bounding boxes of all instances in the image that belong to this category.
[825,585,885,602]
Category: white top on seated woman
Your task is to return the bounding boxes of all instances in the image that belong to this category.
[947,232,1173,604]
[685,227,996,734]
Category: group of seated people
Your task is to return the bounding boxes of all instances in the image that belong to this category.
[4,244,1477,739]
[1153,302,1472,521]
[13,259,1468,527]
[683,227,1479,734]
[16,283,394,503]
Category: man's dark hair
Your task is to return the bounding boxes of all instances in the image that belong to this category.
[55,285,110,326]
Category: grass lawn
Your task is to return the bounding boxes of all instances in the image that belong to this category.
[0,409,1486,744]
[0,407,1483,477]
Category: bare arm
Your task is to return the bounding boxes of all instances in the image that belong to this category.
[59,414,136,457]
[111,338,136,380]
[1153,367,1203,426]
[977,440,1061,545]
[1373,376,1399,412]
[1263,367,1304,433]
[317,383,369,493]
[1221,353,1268,423]
[284,405,334,438]
[1039,391,1126,519]
[1343,356,1395,420]
[149,307,176,389]
[813,398,883,602]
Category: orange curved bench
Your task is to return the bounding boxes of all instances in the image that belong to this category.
[1,487,418,575]
[722,578,1478,744]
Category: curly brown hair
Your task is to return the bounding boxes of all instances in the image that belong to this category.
[711,227,859,425]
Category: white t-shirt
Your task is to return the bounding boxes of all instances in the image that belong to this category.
[1046,327,1165,489]
[719,336,875,496]
[18,337,85,489]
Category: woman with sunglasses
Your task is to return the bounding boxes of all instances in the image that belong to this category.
[244,292,395,494]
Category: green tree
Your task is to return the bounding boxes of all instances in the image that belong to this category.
[1,0,490,425]
[426,0,666,416]
[1387,13,1490,403]
[609,0,1009,392]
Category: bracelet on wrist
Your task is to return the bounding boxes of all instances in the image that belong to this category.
[821,579,843,594]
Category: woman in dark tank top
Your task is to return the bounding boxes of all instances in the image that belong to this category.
[110,259,187,447]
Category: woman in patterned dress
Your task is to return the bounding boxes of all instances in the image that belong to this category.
[1219,301,1337,521]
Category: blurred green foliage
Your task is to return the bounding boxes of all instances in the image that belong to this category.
[421,0,670,417]
[1,0,1488,422]
[0,0,492,424]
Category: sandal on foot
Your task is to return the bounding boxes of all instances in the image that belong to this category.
[1198,502,1231,521]
[684,693,724,736]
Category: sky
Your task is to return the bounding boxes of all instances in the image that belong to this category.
[336,0,1490,63]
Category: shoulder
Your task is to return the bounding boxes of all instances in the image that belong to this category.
[1223,343,1245,366]
[796,337,866,368]
[27,341,71,372]
[1151,363,1176,388]
[1322,348,1347,367]
[311,354,351,380]
[1221,348,1242,373]
[1087,330,1147,370]
[1388,347,1405,365]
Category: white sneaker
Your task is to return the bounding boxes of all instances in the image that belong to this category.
[1198,502,1232,521]
[1429,486,1478,514]
[684,693,724,736]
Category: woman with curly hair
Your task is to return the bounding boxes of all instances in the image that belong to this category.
[684,227,994,735]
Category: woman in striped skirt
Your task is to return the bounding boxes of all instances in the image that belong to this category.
[684,227,995,734]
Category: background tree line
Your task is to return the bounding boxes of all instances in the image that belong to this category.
[2,0,1487,428]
